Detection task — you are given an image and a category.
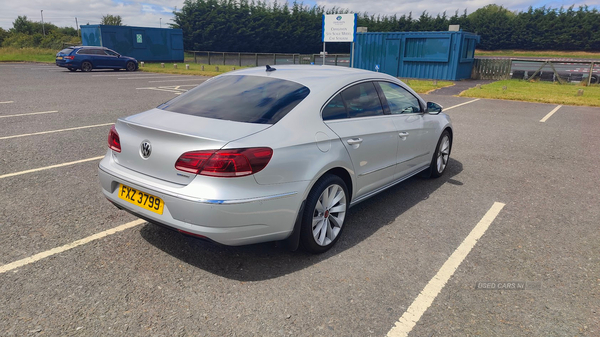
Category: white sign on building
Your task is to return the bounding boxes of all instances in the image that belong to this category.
[322,14,357,42]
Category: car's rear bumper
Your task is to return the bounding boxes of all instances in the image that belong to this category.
[98,151,307,246]
[55,60,79,68]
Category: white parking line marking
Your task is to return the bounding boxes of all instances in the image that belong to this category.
[148,79,206,83]
[443,98,480,111]
[0,122,114,140]
[137,88,183,94]
[118,75,193,80]
[0,156,104,179]
[0,219,145,274]
[387,202,505,337]
[0,101,15,104]
[540,105,562,123]
[0,110,58,118]
[89,73,157,77]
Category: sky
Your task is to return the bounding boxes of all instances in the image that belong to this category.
[1,0,598,31]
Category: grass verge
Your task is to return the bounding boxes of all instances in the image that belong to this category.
[475,49,600,60]
[459,80,600,107]
[139,62,247,77]
[0,47,55,63]
[400,79,454,94]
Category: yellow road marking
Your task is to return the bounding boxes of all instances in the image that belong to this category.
[0,110,58,118]
[387,202,506,337]
[444,99,480,111]
[0,220,145,274]
[0,156,105,179]
[540,105,562,123]
[0,123,113,140]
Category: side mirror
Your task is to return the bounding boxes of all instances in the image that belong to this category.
[427,102,443,114]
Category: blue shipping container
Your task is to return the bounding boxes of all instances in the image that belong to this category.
[81,25,184,62]
[353,31,480,80]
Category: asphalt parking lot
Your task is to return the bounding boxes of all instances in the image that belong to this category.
[1,63,599,336]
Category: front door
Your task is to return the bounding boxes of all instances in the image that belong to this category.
[376,81,430,178]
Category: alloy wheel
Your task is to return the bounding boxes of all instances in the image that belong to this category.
[312,184,347,246]
[437,135,450,173]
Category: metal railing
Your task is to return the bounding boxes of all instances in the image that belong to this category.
[185,51,350,67]
[472,58,599,84]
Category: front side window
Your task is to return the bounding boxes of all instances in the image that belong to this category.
[378,82,422,114]
[340,82,384,118]
[159,75,310,124]
[105,49,118,56]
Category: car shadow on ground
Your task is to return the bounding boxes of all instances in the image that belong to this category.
[140,158,463,281]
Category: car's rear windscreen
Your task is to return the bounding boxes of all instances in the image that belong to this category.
[158,75,310,124]
[58,48,74,55]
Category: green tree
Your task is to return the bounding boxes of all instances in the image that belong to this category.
[101,14,123,26]
[468,5,515,49]
[0,27,8,45]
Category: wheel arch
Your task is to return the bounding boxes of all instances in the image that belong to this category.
[444,126,453,142]
[303,166,354,205]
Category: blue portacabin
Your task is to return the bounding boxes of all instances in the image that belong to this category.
[80,25,184,63]
[353,31,480,80]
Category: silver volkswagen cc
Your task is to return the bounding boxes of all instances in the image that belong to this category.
[98,65,452,253]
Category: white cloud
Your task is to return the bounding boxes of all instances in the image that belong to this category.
[0,0,182,30]
[314,0,600,18]
[1,0,598,31]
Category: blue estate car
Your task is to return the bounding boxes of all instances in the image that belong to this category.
[55,46,138,72]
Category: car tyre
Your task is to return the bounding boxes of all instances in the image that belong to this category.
[300,174,348,254]
[429,130,452,178]
[68,67,77,72]
[126,62,136,71]
[81,61,93,72]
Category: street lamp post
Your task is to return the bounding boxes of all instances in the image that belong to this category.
[41,10,45,36]
[159,18,162,28]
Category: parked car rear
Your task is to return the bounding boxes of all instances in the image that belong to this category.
[55,46,138,72]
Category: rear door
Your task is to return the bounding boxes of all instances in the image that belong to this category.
[323,81,398,198]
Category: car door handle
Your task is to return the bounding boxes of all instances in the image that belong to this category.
[399,132,409,137]
[347,138,363,145]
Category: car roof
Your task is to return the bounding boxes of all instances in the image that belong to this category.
[223,65,400,92]
[70,46,108,50]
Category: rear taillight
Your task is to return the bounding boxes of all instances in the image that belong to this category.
[64,56,74,60]
[175,148,273,177]
[108,125,121,152]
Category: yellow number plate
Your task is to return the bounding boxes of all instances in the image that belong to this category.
[118,184,164,214]
[57,56,63,60]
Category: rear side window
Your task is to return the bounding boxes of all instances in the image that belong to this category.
[340,82,384,118]
[159,75,310,124]
[77,48,103,55]
[322,94,347,121]
[59,48,74,54]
